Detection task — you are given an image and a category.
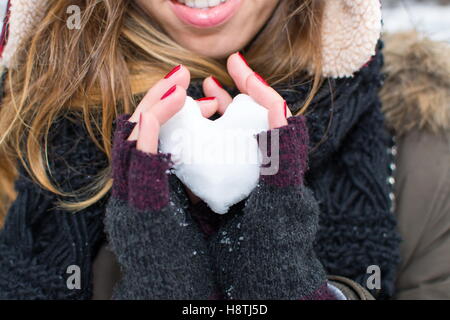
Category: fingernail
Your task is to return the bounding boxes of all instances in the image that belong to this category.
[164,65,181,79]
[161,85,177,100]
[197,97,216,102]
[254,72,269,86]
[139,112,143,131]
[238,52,249,67]
[284,101,288,118]
[211,76,223,88]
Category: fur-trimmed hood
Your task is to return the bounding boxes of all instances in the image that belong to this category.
[381,31,450,135]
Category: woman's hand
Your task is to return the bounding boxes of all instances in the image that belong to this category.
[202,52,292,129]
[127,65,220,154]
[127,54,291,154]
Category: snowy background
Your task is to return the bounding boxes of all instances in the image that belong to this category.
[383,0,450,42]
[0,0,449,40]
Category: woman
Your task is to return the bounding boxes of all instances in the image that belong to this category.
[0,0,441,300]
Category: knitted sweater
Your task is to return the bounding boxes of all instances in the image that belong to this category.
[0,45,401,299]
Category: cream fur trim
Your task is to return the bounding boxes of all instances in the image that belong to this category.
[321,0,382,78]
[0,0,382,78]
[1,0,47,69]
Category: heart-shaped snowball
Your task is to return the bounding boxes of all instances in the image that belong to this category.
[159,94,269,214]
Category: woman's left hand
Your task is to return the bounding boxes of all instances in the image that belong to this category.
[202,52,292,129]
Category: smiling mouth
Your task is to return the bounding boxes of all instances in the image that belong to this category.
[175,0,230,10]
[169,0,240,28]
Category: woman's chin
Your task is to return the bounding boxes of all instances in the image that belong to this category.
[175,35,241,58]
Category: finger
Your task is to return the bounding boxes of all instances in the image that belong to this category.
[245,73,283,108]
[129,65,190,123]
[129,85,186,140]
[286,106,293,118]
[196,97,219,118]
[136,112,160,154]
[227,52,254,94]
[202,77,233,115]
[149,85,187,125]
[267,105,288,129]
[246,74,288,129]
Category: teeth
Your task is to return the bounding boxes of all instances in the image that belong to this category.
[207,0,221,7]
[177,0,226,9]
[184,0,195,8]
[195,0,209,8]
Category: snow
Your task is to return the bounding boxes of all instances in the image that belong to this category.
[159,94,269,214]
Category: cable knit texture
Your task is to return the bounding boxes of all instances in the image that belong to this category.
[0,42,400,299]
[0,112,108,299]
[303,43,400,299]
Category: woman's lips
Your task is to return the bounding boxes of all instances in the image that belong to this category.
[169,0,241,28]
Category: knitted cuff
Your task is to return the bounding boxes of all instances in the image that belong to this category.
[257,116,309,188]
[111,114,136,201]
[300,283,338,300]
[111,115,173,211]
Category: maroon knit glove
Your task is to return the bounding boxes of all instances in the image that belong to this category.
[111,115,173,211]
[257,115,309,188]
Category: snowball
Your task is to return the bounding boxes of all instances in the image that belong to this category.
[159,94,269,214]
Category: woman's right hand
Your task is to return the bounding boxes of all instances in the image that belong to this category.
[127,65,219,154]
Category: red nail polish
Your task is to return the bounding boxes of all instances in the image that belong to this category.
[254,72,269,86]
[238,52,249,67]
[164,65,181,79]
[211,76,223,88]
[197,97,216,102]
[284,101,288,118]
[161,85,177,100]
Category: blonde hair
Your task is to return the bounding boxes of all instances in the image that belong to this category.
[0,0,324,224]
